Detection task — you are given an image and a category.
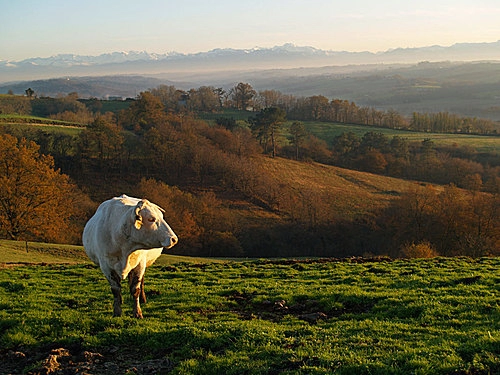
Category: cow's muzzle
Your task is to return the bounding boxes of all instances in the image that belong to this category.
[162,235,178,250]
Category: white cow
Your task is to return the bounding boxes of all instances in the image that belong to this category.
[83,194,178,318]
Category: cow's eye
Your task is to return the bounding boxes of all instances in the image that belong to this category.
[148,218,156,223]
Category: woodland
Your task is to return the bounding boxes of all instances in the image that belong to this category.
[0,83,499,259]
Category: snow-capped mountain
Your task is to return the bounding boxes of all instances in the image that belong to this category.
[1,41,500,83]
[3,51,179,67]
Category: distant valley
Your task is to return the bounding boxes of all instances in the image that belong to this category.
[2,41,500,120]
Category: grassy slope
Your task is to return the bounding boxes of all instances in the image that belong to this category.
[257,156,419,219]
[0,240,223,265]
[0,240,89,264]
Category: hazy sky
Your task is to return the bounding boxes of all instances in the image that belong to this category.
[2,0,500,61]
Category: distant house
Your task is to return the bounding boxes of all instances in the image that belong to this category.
[107,96,123,101]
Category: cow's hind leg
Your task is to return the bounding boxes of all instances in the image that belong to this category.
[128,267,144,318]
[109,270,123,317]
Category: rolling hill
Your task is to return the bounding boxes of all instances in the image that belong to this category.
[256,156,416,220]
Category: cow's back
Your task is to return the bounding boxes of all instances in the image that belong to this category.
[83,196,134,265]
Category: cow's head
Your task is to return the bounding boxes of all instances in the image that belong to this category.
[133,199,178,249]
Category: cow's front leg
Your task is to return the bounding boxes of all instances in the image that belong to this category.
[140,277,146,304]
[128,268,143,318]
[109,270,123,317]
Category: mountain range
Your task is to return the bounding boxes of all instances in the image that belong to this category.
[2,41,500,121]
[2,41,500,83]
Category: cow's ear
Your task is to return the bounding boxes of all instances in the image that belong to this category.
[134,200,146,230]
[134,214,143,230]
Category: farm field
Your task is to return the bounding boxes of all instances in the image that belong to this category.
[0,245,498,374]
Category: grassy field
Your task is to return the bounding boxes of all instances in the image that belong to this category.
[0,114,80,126]
[303,121,500,153]
[200,110,500,153]
[0,240,219,266]
[0,114,83,136]
[0,242,498,374]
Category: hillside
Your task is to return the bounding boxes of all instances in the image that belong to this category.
[256,156,415,220]
[1,91,498,258]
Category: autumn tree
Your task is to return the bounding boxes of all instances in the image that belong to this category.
[0,94,31,115]
[149,85,187,112]
[257,89,284,109]
[187,86,220,112]
[382,184,439,254]
[31,93,87,118]
[380,183,499,257]
[0,134,87,243]
[120,91,168,133]
[356,149,388,174]
[214,87,226,109]
[231,82,256,110]
[360,132,390,153]
[307,95,330,120]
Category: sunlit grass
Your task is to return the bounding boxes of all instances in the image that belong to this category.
[257,156,416,219]
[1,257,498,374]
[302,121,500,153]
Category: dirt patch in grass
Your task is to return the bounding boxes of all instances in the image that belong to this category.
[1,345,174,375]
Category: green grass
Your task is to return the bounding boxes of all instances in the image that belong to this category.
[0,246,498,374]
[199,110,500,153]
[0,240,89,263]
[98,99,132,114]
[0,114,84,136]
[0,240,221,266]
[302,121,500,153]
[0,114,80,126]
[198,109,254,123]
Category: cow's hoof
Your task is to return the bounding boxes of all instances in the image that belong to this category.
[133,308,143,319]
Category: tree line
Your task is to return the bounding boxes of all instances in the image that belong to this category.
[2,83,499,135]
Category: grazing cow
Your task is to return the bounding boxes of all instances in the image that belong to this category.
[82,195,178,318]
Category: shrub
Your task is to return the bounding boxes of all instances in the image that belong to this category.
[400,241,438,259]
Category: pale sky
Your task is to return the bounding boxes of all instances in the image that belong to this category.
[1,0,500,61]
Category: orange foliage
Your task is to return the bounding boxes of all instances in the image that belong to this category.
[0,134,90,243]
